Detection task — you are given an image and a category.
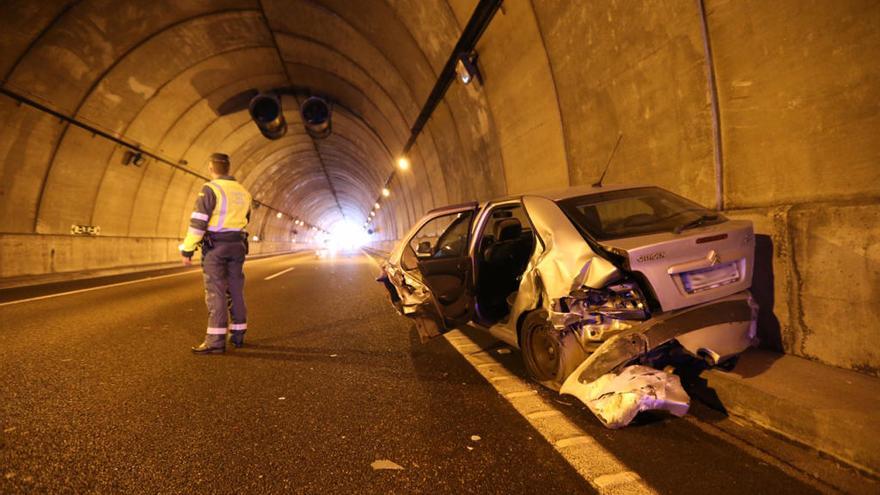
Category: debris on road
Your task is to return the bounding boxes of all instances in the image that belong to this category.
[496,348,511,355]
[278,397,286,400]
[470,435,481,442]
[561,365,689,429]
[371,459,404,471]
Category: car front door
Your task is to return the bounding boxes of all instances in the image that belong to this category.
[400,205,478,340]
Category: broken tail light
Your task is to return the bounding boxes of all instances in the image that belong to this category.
[551,280,650,341]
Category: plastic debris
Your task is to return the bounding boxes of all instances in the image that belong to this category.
[470,435,481,442]
[371,459,404,471]
[560,365,690,429]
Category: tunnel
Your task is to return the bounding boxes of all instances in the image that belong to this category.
[1,1,878,492]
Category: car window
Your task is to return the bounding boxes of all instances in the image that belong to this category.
[408,210,474,261]
[557,187,726,241]
[434,212,473,258]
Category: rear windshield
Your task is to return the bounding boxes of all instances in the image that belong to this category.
[557,187,725,241]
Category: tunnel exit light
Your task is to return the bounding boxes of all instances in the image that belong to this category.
[328,221,367,251]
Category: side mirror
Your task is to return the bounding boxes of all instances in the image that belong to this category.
[416,241,433,258]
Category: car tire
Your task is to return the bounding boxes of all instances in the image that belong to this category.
[520,310,585,391]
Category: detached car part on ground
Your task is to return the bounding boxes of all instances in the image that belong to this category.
[377,185,757,428]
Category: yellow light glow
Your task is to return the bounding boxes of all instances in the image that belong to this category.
[374,202,380,209]
[382,187,390,197]
[276,212,283,219]
[397,157,410,170]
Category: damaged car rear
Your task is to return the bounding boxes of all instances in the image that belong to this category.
[377,185,757,428]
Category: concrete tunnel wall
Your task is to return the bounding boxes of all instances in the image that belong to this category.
[0,1,877,376]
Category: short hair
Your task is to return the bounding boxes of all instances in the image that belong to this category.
[209,153,230,175]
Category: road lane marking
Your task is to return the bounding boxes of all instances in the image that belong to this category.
[444,329,657,495]
[0,252,305,307]
[264,267,295,280]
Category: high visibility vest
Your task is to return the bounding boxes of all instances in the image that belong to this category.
[180,178,252,253]
[204,179,252,233]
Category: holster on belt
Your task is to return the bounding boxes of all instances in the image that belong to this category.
[200,233,215,252]
[202,231,248,254]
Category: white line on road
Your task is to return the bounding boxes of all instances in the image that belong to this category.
[264,267,295,280]
[0,252,304,307]
[444,329,658,495]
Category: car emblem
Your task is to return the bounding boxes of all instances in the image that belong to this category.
[707,250,721,266]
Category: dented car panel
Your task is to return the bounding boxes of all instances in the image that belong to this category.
[378,184,759,428]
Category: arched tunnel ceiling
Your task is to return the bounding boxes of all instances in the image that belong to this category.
[0,0,472,236]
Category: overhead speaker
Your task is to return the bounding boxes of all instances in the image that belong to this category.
[300,96,331,139]
[249,93,287,140]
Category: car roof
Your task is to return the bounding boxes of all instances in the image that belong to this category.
[424,184,656,216]
[489,183,654,204]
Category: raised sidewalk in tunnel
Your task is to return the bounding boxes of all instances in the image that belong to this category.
[703,349,880,477]
[362,245,880,478]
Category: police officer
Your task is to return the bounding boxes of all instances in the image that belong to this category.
[180,153,253,354]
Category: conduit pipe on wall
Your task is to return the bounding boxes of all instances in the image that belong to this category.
[696,0,725,211]
[0,86,317,229]
[368,0,504,224]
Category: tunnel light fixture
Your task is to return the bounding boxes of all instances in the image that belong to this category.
[397,157,410,170]
[455,51,482,85]
[276,212,283,219]
[122,150,146,167]
[382,187,390,197]
[374,202,380,209]
[252,235,260,241]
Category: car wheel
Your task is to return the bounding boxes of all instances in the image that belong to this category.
[520,310,568,390]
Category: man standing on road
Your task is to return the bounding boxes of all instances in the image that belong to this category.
[179,153,253,354]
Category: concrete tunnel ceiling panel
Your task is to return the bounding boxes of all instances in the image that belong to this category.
[0,0,476,238]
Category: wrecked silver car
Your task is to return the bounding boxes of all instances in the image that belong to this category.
[377,185,757,428]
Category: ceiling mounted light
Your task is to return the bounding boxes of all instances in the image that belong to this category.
[397,157,410,170]
[381,188,390,197]
[374,203,380,209]
[276,212,283,219]
[455,51,482,85]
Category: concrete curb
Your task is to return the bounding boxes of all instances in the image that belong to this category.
[704,349,880,477]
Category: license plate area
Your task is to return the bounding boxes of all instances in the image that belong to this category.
[680,261,740,293]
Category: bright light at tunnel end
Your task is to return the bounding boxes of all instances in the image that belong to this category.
[328,221,369,251]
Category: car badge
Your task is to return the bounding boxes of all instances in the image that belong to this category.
[707,250,721,266]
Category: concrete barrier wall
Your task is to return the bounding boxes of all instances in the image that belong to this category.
[0,233,301,282]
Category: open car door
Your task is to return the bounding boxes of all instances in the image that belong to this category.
[399,203,478,341]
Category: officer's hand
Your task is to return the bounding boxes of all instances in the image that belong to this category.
[182,255,192,266]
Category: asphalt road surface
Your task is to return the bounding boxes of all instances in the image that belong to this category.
[0,251,838,493]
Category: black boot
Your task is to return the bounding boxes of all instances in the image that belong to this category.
[229,330,246,348]
[191,334,226,354]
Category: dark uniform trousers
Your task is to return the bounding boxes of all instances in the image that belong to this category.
[202,233,248,332]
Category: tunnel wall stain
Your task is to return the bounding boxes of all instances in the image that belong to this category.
[0,0,877,376]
